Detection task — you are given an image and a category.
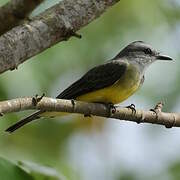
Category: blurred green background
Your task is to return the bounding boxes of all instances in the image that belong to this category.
[0,0,180,179]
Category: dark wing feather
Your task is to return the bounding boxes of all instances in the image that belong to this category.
[57,61,127,99]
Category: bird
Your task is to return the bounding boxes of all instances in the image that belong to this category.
[6,41,172,133]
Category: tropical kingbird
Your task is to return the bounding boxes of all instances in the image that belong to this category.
[6,41,172,133]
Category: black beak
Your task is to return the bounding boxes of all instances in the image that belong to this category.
[156,54,173,61]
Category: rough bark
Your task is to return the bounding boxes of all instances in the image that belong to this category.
[0,0,120,74]
[1,97,179,128]
[0,0,44,35]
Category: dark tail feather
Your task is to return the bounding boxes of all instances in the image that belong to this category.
[5,111,43,133]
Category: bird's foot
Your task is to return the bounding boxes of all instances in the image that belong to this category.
[107,103,116,115]
[126,104,136,114]
[102,102,116,116]
[32,93,45,106]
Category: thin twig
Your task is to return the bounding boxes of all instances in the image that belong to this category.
[0,97,180,128]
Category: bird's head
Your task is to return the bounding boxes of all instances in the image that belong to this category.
[114,41,172,70]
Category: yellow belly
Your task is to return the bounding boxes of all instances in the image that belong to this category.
[41,64,141,117]
[76,80,140,104]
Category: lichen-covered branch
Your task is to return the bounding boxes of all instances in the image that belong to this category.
[1,96,180,128]
[0,0,120,74]
[0,0,44,35]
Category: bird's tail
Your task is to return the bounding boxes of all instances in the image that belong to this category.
[5,111,43,133]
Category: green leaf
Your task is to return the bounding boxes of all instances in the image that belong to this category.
[18,161,66,180]
[0,157,33,180]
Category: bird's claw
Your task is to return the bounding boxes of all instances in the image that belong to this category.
[126,104,136,114]
[99,102,116,116]
[107,103,116,115]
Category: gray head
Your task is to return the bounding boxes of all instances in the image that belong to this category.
[114,41,172,70]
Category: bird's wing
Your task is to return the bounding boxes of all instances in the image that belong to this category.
[57,61,127,99]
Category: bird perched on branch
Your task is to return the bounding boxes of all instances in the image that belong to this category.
[6,41,172,133]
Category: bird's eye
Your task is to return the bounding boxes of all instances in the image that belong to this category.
[144,48,152,55]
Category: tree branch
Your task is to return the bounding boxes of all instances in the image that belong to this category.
[1,96,180,128]
[0,0,120,74]
[0,0,44,35]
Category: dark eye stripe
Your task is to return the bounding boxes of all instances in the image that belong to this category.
[144,48,152,54]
